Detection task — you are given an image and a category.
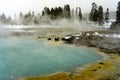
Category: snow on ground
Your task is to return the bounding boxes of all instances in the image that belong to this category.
[102,19,115,29]
[86,19,115,29]
[93,32,120,38]
[3,25,33,29]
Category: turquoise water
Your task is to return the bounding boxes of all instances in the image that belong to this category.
[0,37,103,80]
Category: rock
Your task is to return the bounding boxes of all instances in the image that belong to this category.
[65,36,75,44]
[47,38,51,40]
[61,37,66,41]
[54,37,59,41]
[99,62,104,65]
[64,31,120,53]
[92,69,97,71]
[98,67,101,68]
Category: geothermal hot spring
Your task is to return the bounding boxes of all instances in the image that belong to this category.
[0,25,104,80]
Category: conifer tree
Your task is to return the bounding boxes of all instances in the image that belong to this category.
[44,7,51,15]
[116,1,120,23]
[98,6,104,25]
[105,8,109,22]
[0,13,7,23]
[78,7,82,20]
[58,7,63,18]
[7,16,12,24]
[75,7,78,19]
[64,4,71,19]
[42,11,45,16]
[93,9,98,21]
[71,8,74,19]
[89,2,97,21]
[50,8,55,19]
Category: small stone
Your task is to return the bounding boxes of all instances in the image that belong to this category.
[48,38,51,40]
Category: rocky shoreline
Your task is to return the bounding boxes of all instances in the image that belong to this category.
[62,30,120,54]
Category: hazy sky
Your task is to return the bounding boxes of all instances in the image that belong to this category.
[0,0,119,16]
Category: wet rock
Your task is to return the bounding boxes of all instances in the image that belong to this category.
[92,69,97,71]
[99,62,104,65]
[66,36,75,44]
[61,37,66,41]
[98,67,101,68]
[54,37,59,41]
[47,38,51,40]
[64,31,120,53]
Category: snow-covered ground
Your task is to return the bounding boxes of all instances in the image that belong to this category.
[103,19,115,29]
[93,32,120,38]
[86,19,115,29]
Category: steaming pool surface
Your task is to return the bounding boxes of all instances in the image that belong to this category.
[0,37,103,80]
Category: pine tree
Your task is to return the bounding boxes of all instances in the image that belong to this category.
[116,1,120,23]
[34,17,39,24]
[42,11,45,16]
[64,4,71,19]
[89,2,97,21]
[19,12,24,24]
[98,6,104,25]
[54,7,58,17]
[0,13,7,24]
[75,7,78,19]
[6,16,12,24]
[44,7,51,15]
[50,8,55,19]
[71,8,74,20]
[42,7,50,17]
[78,7,82,20]
[89,10,93,21]
[93,9,98,21]
[105,8,109,22]
[58,7,63,18]
[37,13,41,21]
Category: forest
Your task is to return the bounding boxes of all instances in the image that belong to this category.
[0,2,120,26]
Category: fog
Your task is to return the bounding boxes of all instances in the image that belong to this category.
[3,20,102,30]
[48,19,101,31]
[0,19,104,39]
[0,7,110,39]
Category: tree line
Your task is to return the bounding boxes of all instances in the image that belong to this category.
[40,4,82,22]
[89,2,110,26]
[0,2,120,26]
[0,4,83,25]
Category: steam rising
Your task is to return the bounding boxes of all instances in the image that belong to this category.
[0,18,105,38]
[48,19,102,31]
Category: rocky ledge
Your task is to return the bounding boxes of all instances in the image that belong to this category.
[62,31,120,53]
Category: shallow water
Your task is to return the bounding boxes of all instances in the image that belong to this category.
[0,37,103,80]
